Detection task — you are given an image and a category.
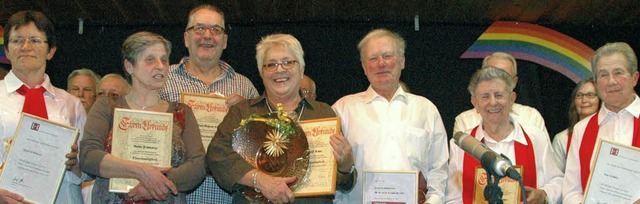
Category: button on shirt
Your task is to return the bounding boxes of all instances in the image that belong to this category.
[332,86,449,204]
[0,71,87,204]
[563,95,640,203]
[445,118,563,204]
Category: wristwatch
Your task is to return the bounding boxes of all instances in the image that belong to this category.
[338,165,355,174]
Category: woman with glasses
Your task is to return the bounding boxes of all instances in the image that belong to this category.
[80,31,206,203]
[551,77,600,172]
[207,33,356,203]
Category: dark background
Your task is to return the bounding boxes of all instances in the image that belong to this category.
[18,21,632,140]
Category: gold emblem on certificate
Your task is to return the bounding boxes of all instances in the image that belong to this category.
[232,104,309,202]
[109,108,173,193]
[181,93,228,149]
[0,113,79,204]
[295,117,340,197]
[472,166,523,204]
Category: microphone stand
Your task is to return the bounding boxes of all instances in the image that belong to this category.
[483,169,504,204]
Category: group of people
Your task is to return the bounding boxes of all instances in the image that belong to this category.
[0,3,639,204]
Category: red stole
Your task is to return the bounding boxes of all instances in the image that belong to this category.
[462,126,537,204]
[566,131,573,154]
[579,111,640,190]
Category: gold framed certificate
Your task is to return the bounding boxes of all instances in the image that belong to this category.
[295,117,340,197]
[181,92,228,148]
[0,113,79,204]
[583,139,640,204]
[363,170,419,204]
[109,108,173,193]
[472,166,523,204]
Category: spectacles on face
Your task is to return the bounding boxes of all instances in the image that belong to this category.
[262,60,298,72]
[186,25,225,36]
[8,36,48,47]
[575,92,597,99]
[300,88,316,99]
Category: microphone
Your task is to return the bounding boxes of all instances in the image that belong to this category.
[453,132,521,180]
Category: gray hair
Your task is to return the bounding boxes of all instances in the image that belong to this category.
[592,42,638,77]
[122,31,171,65]
[468,66,516,96]
[255,33,305,73]
[187,4,225,29]
[357,29,406,62]
[482,52,518,76]
[67,68,101,91]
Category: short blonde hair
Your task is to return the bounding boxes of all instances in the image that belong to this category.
[255,33,305,73]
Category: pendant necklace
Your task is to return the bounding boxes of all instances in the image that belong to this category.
[266,100,305,122]
[127,95,158,110]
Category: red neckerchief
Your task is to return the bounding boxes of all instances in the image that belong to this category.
[566,130,573,154]
[462,125,537,204]
[579,111,640,190]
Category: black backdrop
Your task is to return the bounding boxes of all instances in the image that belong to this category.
[30,21,640,140]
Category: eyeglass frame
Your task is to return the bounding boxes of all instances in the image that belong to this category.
[262,60,298,72]
[186,25,226,36]
[300,88,316,99]
[8,36,49,47]
[575,92,598,99]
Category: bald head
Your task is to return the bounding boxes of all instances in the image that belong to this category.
[300,75,317,101]
[98,74,130,98]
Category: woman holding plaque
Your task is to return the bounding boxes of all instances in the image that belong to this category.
[445,67,563,204]
[80,31,206,203]
[207,33,356,203]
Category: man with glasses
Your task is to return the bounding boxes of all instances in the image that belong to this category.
[453,52,548,137]
[332,28,448,204]
[159,4,258,203]
[0,10,86,203]
[300,75,317,101]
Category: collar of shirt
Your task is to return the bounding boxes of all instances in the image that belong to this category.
[5,70,56,97]
[363,85,409,104]
[598,94,640,124]
[477,116,528,146]
[176,58,236,79]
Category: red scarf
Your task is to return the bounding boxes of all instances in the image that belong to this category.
[579,111,640,190]
[566,131,573,154]
[462,125,537,204]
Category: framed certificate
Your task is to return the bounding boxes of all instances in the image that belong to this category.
[0,113,79,204]
[363,170,418,204]
[472,166,523,204]
[295,117,340,197]
[583,139,640,204]
[109,108,173,193]
[181,92,228,148]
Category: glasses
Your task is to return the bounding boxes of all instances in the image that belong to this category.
[262,60,298,71]
[300,88,316,99]
[575,92,597,99]
[186,25,225,36]
[8,36,48,47]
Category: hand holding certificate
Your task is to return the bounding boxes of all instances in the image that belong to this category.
[0,113,79,204]
[109,108,173,193]
[295,117,340,197]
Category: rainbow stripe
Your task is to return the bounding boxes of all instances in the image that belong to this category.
[460,21,594,83]
[0,25,7,64]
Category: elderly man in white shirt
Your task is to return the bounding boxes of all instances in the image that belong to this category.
[332,28,448,204]
[0,10,86,203]
[446,67,563,204]
[563,42,640,203]
[453,52,547,136]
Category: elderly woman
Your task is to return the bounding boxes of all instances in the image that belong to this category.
[80,31,206,203]
[445,67,563,204]
[551,77,600,172]
[207,33,355,203]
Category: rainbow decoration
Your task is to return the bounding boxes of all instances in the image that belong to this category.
[460,21,594,83]
[0,25,7,64]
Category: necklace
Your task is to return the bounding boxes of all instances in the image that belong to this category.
[266,100,305,122]
[127,95,159,110]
